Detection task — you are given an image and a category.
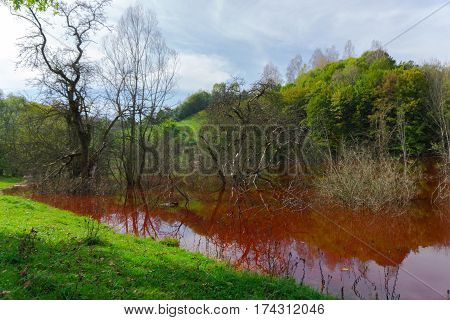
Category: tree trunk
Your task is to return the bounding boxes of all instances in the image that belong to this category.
[69,94,93,189]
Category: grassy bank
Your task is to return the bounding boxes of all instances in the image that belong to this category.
[0,176,22,190]
[0,195,328,299]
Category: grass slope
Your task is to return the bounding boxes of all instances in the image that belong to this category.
[0,195,328,300]
[0,176,22,190]
[177,110,207,132]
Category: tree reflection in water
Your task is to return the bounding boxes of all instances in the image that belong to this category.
[29,187,450,299]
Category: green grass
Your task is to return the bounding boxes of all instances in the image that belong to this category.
[0,176,22,190]
[177,110,207,132]
[0,195,329,299]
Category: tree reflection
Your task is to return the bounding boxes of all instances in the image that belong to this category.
[29,187,450,299]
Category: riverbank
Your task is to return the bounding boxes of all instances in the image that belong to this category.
[0,176,22,190]
[0,194,328,299]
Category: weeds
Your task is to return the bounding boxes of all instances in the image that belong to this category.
[432,161,450,204]
[18,228,38,260]
[82,218,102,246]
[315,148,419,212]
[159,237,180,247]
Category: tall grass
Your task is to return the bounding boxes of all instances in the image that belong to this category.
[432,161,449,205]
[315,148,418,212]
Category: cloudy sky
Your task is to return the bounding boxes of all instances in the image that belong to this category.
[0,0,449,104]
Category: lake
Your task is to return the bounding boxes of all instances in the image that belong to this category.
[25,186,450,300]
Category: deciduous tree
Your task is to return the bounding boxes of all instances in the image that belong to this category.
[286,54,303,83]
[342,40,355,59]
[102,4,177,187]
[12,0,117,190]
[261,62,282,85]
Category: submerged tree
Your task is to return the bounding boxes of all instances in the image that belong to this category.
[203,78,306,189]
[423,62,450,162]
[12,0,117,190]
[423,62,450,202]
[102,4,177,187]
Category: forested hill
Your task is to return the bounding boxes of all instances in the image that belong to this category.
[1,50,448,178]
[167,50,446,157]
[280,50,439,155]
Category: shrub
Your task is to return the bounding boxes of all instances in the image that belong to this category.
[82,218,102,246]
[432,161,450,204]
[159,237,180,247]
[315,148,418,212]
[17,228,38,261]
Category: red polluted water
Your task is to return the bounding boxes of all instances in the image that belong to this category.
[28,188,450,300]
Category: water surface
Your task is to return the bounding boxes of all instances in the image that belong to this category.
[27,188,450,300]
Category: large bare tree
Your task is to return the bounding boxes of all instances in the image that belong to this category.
[12,0,117,190]
[102,4,177,187]
[203,78,306,190]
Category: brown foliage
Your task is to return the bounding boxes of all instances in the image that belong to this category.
[315,148,419,212]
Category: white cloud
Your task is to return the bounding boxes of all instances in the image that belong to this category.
[0,0,449,100]
[142,0,450,86]
[0,7,38,95]
[176,52,232,93]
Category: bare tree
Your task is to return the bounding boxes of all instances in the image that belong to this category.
[342,40,355,59]
[396,108,408,174]
[371,40,383,51]
[12,0,118,190]
[423,62,450,201]
[309,46,339,69]
[309,48,327,69]
[261,62,282,85]
[325,45,339,62]
[369,40,387,59]
[102,4,177,187]
[423,62,450,162]
[203,78,306,190]
[286,54,303,83]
